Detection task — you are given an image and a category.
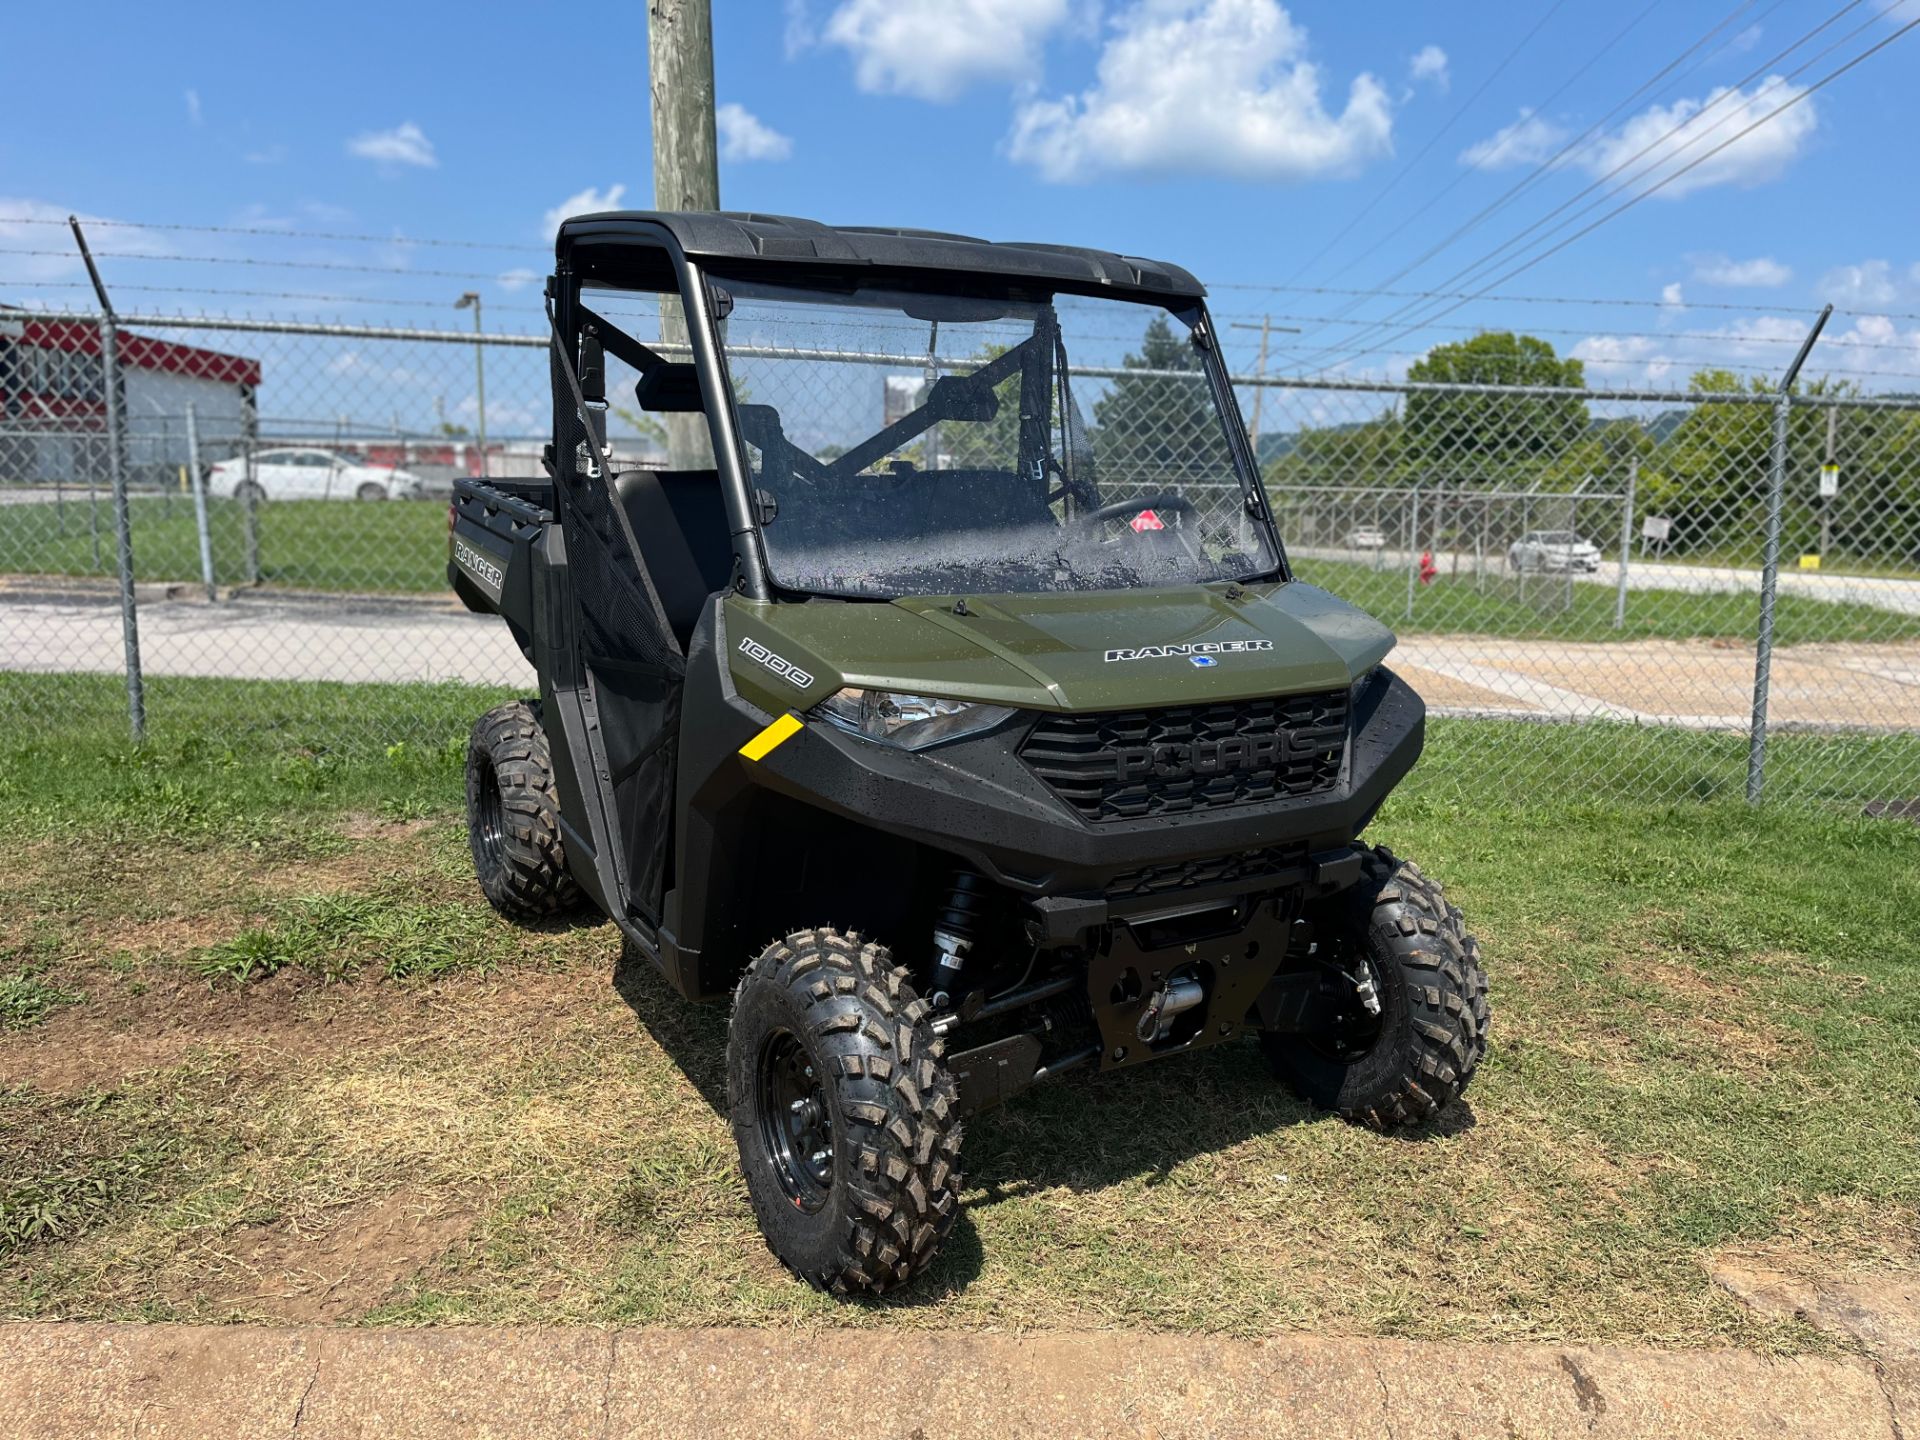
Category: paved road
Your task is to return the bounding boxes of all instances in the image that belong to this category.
[4,586,1917,732]
[0,586,533,687]
[1292,545,1920,616]
[0,1321,1902,1440]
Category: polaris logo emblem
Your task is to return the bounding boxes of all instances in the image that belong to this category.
[1111,727,1345,784]
[738,636,815,690]
[1105,640,1273,663]
[453,539,505,599]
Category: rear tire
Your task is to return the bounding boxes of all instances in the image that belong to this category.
[1263,846,1489,1130]
[728,928,964,1295]
[234,480,266,504]
[465,700,579,921]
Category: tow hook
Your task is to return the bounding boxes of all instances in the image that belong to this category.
[1136,970,1206,1044]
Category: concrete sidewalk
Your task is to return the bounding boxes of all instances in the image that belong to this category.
[0,1322,1902,1440]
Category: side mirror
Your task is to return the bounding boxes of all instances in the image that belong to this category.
[578,325,606,406]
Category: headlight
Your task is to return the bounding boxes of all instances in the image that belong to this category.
[814,689,1015,751]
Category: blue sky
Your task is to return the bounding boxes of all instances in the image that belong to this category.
[4,0,1920,390]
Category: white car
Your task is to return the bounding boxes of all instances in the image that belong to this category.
[1344,525,1388,550]
[207,448,424,502]
[1508,530,1602,574]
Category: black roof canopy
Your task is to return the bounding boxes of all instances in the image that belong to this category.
[556,210,1205,300]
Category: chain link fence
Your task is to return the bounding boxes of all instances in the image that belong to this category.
[3,303,1917,809]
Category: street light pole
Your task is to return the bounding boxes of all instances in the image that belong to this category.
[456,291,487,477]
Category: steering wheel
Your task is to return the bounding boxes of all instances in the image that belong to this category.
[1072,492,1198,531]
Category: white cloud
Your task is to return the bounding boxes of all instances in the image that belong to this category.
[1579,77,1816,198]
[1661,282,1686,309]
[823,0,1074,101]
[1689,253,1791,288]
[1459,109,1567,170]
[1817,260,1899,307]
[346,121,438,170]
[542,184,626,240]
[1009,0,1393,184]
[784,0,816,57]
[716,103,794,162]
[0,198,168,286]
[1409,45,1448,91]
[185,89,203,126]
[244,144,288,166]
[497,267,540,292]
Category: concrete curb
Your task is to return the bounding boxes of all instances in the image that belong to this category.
[0,1323,1899,1439]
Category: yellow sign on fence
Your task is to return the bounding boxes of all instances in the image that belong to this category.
[1799,554,1822,571]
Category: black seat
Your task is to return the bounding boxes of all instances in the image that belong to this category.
[611,469,734,651]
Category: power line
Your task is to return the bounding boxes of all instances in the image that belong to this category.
[1301,0,1679,295]
[1313,12,1920,376]
[1283,0,1776,352]
[1305,0,1843,360]
[1280,0,1575,287]
[1301,1,1897,370]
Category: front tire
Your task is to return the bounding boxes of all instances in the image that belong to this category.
[356,481,388,501]
[728,928,964,1295]
[465,700,579,921]
[1264,846,1489,1129]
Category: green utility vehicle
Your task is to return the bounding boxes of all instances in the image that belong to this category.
[451,212,1488,1294]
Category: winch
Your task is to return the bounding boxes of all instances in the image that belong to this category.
[1136,969,1206,1044]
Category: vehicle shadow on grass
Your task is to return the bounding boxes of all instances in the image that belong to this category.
[608,950,1468,1300]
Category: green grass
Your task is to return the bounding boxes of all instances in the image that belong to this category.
[1301,556,1920,645]
[4,495,449,594]
[0,672,1916,1343]
[0,672,512,838]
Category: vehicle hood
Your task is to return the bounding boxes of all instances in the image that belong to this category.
[725,581,1396,716]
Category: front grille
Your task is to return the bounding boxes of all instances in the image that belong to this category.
[1020,691,1348,824]
[1107,842,1311,900]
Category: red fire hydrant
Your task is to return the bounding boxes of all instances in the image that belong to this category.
[1419,550,1438,586]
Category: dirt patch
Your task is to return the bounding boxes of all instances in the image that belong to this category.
[338,812,438,842]
[179,1190,474,1322]
[0,963,607,1098]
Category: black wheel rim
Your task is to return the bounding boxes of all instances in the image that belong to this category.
[757,1029,833,1213]
[474,756,505,870]
[1306,952,1387,1062]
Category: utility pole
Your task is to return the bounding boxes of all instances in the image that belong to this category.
[1228,316,1300,464]
[648,0,719,467]
[649,0,719,212]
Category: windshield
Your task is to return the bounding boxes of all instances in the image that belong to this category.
[712,277,1277,599]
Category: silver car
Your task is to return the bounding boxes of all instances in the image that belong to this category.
[1508,530,1601,574]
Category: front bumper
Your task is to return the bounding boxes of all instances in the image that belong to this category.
[733,668,1424,897]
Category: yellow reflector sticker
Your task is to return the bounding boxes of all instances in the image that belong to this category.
[739,712,804,762]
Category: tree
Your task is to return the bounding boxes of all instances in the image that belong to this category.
[1404,332,1589,480]
[1092,314,1223,488]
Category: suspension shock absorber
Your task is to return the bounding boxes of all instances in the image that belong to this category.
[929,868,989,1010]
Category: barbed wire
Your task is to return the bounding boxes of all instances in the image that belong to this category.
[0,213,546,252]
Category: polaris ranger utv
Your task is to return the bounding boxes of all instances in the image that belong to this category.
[451,211,1488,1295]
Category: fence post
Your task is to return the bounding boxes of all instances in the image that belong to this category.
[185,403,217,602]
[1614,457,1637,630]
[1747,304,1832,805]
[70,217,145,742]
[1404,484,1421,622]
[99,312,145,741]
